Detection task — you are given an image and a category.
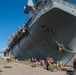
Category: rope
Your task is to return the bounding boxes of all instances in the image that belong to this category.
[29,32,73,65]
[49,31,75,65]
[50,31,75,53]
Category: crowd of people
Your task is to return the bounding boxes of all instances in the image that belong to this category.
[31,57,54,71]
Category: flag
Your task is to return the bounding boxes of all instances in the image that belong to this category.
[7,36,13,42]
[7,36,12,39]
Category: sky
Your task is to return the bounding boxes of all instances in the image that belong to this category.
[65,0,76,4]
[0,0,76,57]
[0,0,28,57]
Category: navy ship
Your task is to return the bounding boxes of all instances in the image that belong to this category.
[4,0,76,66]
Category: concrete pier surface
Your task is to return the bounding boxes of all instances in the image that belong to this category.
[0,59,72,75]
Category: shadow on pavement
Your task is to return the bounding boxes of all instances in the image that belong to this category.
[3,66,12,68]
[66,70,73,75]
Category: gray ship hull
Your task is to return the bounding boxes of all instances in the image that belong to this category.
[9,0,76,66]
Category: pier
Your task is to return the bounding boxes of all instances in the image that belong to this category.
[0,59,73,75]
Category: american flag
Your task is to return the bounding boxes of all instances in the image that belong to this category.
[7,36,13,42]
[7,36,12,39]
